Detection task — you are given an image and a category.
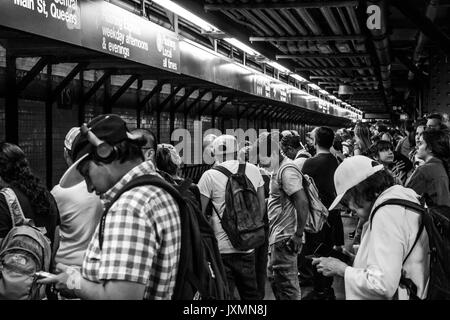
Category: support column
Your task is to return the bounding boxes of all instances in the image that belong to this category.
[78,70,85,125]
[103,76,112,114]
[5,53,18,144]
[156,87,161,143]
[45,64,53,189]
[169,85,176,139]
[136,79,142,128]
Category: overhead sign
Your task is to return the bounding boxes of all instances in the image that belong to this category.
[2,0,83,45]
[0,0,180,73]
[364,113,391,119]
[81,1,180,73]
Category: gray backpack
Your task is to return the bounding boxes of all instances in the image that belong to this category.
[0,188,51,300]
[277,163,329,233]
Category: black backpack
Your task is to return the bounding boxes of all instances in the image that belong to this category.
[370,199,450,300]
[212,163,265,251]
[101,174,229,300]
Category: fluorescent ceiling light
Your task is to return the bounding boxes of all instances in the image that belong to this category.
[307,83,321,91]
[224,38,260,56]
[292,74,307,82]
[319,89,328,95]
[267,61,290,74]
[152,0,218,32]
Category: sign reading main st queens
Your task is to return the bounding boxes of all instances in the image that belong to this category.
[4,0,180,74]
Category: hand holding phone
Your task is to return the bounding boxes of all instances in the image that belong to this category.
[35,271,56,280]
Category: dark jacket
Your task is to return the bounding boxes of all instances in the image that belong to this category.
[406,157,450,207]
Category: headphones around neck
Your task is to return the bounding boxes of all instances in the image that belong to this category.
[80,124,119,163]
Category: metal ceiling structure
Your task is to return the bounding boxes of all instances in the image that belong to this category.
[171,0,450,118]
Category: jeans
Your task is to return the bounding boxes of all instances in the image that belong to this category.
[254,231,269,299]
[221,252,259,300]
[268,239,301,300]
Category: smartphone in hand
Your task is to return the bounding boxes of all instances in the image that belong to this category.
[35,271,56,280]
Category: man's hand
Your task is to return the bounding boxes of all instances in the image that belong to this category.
[285,233,303,253]
[37,263,80,298]
[312,257,348,277]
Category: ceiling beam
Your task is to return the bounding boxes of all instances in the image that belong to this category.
[250,35,365,42]
[205,1,358,11]
[276,53,370,59]
[296,66,372,72]
[310,75,377,80]
[392,51,427,82]
[391,0,450,56]
[318,81,379,85]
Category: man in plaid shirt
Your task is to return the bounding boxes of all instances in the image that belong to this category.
[40,114,181,299]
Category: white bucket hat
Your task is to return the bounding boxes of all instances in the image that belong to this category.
[329,155,384,211]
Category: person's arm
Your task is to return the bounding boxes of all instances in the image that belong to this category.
[280,166,308,252]
[38,264,146,300]
[313,207,406,300]
[256,186,266,219]
[290,189,309,237]
[344,207,405,299]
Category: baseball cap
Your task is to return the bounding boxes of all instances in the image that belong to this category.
[59,114,140,188]
[157,143,182,167]
[328,155,384,211]
[212,135,238,156]
[64,127,80,151]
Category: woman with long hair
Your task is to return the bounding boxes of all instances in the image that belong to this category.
[405,129,450,207]
[409,123,426,167]
[354,125,372,156]
[0,142,59,245]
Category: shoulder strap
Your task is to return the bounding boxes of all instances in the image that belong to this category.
[369,198,425,264]
[369,199,424,229]
[99,174,184,250]
[211,165,233,178]
[277,163,304,183]
[238,162,246,175]
[0,187,31,227]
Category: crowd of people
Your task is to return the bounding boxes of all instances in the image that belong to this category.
[0,111,449,300]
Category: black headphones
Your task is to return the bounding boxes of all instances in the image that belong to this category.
[80,124,119,163]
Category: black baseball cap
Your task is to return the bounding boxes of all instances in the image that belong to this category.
[59,114,140,188]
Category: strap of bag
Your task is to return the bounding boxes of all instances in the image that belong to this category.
[276,163,305,189]
[99,174,184,250]
[238,162,246,175]
[0,187,31,227]
[211,165,233,178]
[369,198,425,299]
[210,164,243,223]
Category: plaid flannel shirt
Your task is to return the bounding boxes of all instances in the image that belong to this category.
[81,161,181,300]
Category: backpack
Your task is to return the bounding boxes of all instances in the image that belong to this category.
[0,188,52,300]
[212,163,265,251]
[101,174,230,300]
[370,199,450,300]
[277,163,329,233]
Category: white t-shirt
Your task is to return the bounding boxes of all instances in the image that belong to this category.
[198,160,264,254]
[52,181,103,266]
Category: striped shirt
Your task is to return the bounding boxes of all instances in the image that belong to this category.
[81,161,181,299]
